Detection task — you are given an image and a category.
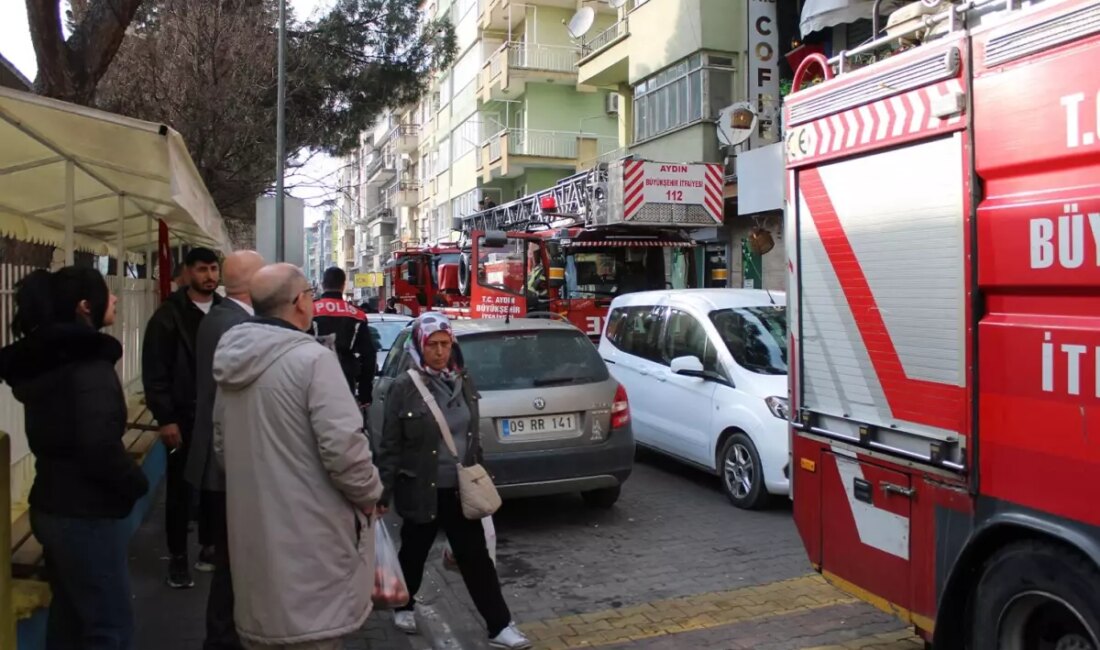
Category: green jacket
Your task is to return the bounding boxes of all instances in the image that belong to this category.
[378,369,483,523]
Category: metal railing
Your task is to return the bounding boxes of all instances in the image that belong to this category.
[397,124,419,136]
[488,132,504,161]
[582,18,628,57]
[505,42,580,73]
[486,129,620,162]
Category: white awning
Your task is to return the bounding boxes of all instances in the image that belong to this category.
[800,0,906,37]
[0,86,232,261]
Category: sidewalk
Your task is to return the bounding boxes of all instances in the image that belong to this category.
[130,484,450,650]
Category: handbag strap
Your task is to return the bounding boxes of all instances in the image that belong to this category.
[406,369,460,459]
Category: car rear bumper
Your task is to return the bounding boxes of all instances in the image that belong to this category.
[485,427,635,499]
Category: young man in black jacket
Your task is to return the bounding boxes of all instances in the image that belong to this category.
[142,247,221,589]
[312,267,377,408]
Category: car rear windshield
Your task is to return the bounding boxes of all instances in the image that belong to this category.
[460,329,609,391]
[369,321,408,351]
[709,306,788,375]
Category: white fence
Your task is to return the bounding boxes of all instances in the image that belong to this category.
[506,42,579,73]
[3,267,158,503]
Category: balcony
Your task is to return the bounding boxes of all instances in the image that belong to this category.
[577,16,631,87]
[393,125,419,154]
[366,202,397,226]
[366,152,397,186]
[387,179,420,208]
[478,128,620,182]
[479,42,581,102]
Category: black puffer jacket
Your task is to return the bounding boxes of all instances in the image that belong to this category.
[0,325,149,518]
[378,368,483,524]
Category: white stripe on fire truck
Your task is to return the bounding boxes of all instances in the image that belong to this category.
[874,100,891,141]
[907,92,926,135]
[844,109,859,149]
[830,114,845,153]
[889,95,907,138]
[857,105,874,145]
[832,450,910,560]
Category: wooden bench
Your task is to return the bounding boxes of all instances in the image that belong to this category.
[9,398,159,620]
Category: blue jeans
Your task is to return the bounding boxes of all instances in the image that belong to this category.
[31,510,134,650]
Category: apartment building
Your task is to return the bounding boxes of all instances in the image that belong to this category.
[410,0,621,244]
[576,0,797,291]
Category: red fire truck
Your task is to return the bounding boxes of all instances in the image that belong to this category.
[441,158,725,337]
[382,242,465,316]
[785,0,1100,646]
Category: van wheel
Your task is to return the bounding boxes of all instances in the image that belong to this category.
[719,433,768,509]
[582,486,620,509]
[969,541,1100,650]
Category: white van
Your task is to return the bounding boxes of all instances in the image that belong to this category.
[598,289,789,509]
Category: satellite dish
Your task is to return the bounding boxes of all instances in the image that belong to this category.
[717,102,757,147]
[608,0,627,8]
[567,7,596,39]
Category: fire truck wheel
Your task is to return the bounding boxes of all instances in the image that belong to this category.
[719,433,769,510]
[458,253,472,297]
[969,541,1100,650]
[581,486,621,509]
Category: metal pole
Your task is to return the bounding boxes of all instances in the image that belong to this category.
[275,0,287,262]
[65,161,75,266]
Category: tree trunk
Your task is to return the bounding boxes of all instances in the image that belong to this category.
[26,0,144,104]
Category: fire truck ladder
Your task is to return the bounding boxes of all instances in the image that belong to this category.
[459,161,615,233]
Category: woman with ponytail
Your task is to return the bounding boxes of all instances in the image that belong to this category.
[0,266,148,649]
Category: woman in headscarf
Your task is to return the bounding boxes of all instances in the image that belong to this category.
[376,313,530,649]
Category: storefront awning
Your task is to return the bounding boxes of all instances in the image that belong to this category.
[0,87,232,261]
[800,0,906,37]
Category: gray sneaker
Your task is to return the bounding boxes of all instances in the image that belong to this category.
[490,623,531,649]
[394,610,418,634]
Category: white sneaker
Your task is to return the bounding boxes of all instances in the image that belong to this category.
[393,610,418,634]
[490,623,531,649]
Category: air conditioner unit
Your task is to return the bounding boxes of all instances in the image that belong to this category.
[605,93,620,115]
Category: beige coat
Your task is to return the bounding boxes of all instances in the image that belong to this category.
[213,320,382,645]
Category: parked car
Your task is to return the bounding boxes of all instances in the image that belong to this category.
[366,313,413,371]
[369,318,634,507]
[598,289,788,509]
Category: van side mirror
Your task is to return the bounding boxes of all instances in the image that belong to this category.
[670,355,706,378]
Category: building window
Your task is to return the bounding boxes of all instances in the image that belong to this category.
[632,53,736,143]
[453,117,479,161]
[437,137,451,173]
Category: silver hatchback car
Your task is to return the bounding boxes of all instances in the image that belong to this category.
[369,318,634,507]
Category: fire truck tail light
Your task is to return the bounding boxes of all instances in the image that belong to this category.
[611,384,631,429]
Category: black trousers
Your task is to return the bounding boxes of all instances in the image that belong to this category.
[204,492,242,650]
[165,439,193,557]
[397,489,511,637]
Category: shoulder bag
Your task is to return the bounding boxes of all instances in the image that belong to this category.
[406,369,501,519]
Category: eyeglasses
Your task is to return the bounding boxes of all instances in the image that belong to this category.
[293,287,314,305]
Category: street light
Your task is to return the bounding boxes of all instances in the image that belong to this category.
[275,0,287,262]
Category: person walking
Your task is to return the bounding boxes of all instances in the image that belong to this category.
[187,250,265,650]
[0,267,149,649]
[142,247,221,588]
[213,263,383,650]
[313,267,377,407]
[377,312,530,649]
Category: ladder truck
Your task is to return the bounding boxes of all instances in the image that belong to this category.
[784,0,1100,646]
[446,157,725,338]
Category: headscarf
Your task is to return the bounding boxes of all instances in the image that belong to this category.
[404,312,460,381]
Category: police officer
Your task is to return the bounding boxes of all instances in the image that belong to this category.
[312,267,377,408]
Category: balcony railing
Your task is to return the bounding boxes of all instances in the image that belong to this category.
[487,129,621,162]
[505,42,580,73]
[581,18,628,58]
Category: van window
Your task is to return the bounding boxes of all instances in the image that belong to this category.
[607,305,666,364]
[709,306,788,375]
[460,329,609,390]
[663,309,719,372]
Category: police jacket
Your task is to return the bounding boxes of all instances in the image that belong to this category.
[312,291,377,402]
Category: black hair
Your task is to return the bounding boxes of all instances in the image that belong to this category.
[12,267,110,337]
[185,247,219,267]
[322,266,346,291]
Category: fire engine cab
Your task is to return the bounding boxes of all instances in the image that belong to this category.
[382,242,464,317]
[785,0,1100,646]
[446,158,725,338]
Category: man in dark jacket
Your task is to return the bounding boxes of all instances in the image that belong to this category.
[187,250,263,649]
[142,247,221,589]
[312,267,377,406]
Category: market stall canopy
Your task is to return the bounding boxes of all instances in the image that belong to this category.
[800,0,907,37]
[0,87,232,260]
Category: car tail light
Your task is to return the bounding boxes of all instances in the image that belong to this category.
[611,384,630,429]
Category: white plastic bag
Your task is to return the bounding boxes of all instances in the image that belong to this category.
[372,522,409,609]
[442,516,496,571]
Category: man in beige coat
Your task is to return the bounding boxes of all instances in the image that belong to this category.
[213,264,382,650]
